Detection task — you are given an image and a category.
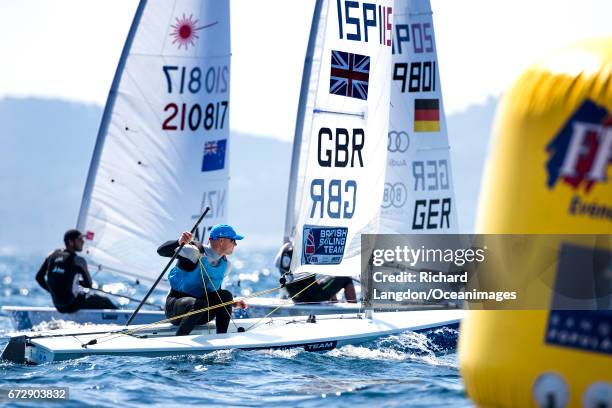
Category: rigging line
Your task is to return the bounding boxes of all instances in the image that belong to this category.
[81,284,285,347]
[198,257,238,330]
[198,258,212,334]
[295,296,356,305]
[244,276,325,332]
[89,287,163,310]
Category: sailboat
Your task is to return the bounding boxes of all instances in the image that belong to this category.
[3,0,321,329]
[2,0,464,364]
[278,0,458,304]
[3,0,232,328]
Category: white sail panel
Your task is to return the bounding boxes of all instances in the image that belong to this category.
[380,0,457,234]
[77,0,230,283]
[290,0,395,277]
[284,0,328,242]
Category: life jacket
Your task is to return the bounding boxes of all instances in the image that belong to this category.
[168,255,228,298]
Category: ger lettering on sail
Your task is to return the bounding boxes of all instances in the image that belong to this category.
[381,0,457,235]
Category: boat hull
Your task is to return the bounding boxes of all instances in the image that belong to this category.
[2,300,361,331]
[3,310,464,364]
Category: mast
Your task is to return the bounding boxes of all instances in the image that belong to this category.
[283,0,324,242]
[76,0,147,231]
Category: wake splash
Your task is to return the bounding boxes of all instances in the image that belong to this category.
[329,327,459,366]
[31,320,107,332]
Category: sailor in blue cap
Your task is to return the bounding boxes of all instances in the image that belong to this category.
[157,223,247,335]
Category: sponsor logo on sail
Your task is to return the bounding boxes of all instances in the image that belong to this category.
[387,131,410,153]
[169,14,218,50]
[301,226,348,265]
[329,50,370,100]
[201,139,227,172]
[382,183,407,208]
[414,99,440,132]
[545,100,612,222]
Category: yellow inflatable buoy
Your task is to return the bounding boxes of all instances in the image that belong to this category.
[459,39,612,408]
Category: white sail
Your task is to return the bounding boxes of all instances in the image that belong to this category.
[76,0,230,284]
[380,0,457,234]
[289,0,395,277]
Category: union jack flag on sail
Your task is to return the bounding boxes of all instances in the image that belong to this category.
[329,50,370,100]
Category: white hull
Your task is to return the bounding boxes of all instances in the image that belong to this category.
[2,310,464,364]
[2,300,361,330]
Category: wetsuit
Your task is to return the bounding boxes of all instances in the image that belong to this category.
[286,275,353,303]
[35,249,117,313]
[275,244,353,303]
[157,240,233,335]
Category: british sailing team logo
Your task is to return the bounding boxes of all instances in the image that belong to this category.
[301,226,348,265]
[170,14,218,50]
[303,228,316,261]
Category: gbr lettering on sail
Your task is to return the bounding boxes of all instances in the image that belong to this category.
[310,0,393,220]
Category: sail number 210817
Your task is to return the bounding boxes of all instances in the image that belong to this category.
[161,65,229,132]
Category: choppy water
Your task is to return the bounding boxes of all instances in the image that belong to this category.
[0,253,473,407]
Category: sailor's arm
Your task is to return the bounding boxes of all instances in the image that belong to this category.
[157,231,196,257]
[35,256,50,292]
[157,240,180,257]
[75,256,93,288]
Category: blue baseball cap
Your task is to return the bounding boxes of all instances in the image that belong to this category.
[209,224,244,241]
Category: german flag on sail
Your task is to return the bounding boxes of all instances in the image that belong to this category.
[414,99,440,132]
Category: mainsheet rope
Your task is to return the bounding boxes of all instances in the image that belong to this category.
[197,257,240,333]
[80,273,322,348]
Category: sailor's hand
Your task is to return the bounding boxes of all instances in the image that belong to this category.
[233,299,248,309]
[179,231,193,245]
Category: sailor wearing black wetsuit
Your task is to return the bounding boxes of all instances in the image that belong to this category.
[158,224,247,336]
[275,242,357,303]
[35,229,117,313]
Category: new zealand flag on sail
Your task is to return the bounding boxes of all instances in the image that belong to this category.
[329,50,370,100]
[201,139,227,172]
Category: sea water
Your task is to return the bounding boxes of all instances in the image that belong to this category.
[0,253,473,407]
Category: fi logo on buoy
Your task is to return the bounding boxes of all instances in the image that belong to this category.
[545,99,612,220]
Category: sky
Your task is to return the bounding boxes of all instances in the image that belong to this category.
[0,0,611,141]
